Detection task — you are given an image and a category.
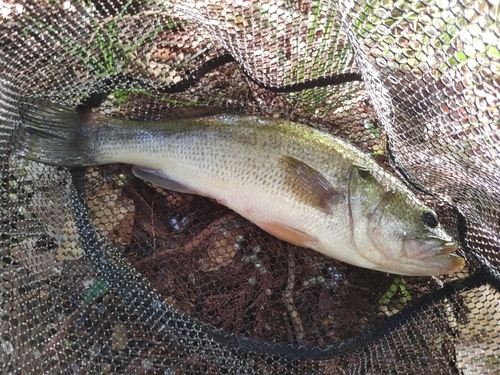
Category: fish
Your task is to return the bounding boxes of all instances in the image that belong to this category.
[16,100,465,276]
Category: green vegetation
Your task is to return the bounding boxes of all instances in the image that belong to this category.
[82,278,109,309]
[22,0,189,105]
[379,277,412,316]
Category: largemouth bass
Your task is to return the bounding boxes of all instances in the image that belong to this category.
[17,101,465,276]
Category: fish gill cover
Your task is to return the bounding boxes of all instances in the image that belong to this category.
[0,0,499,374]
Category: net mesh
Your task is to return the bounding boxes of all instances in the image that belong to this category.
[1,0,499,373]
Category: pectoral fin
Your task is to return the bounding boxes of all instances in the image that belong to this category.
[280,155,340,214]
[132,166,199,195]
[257,221,317,248]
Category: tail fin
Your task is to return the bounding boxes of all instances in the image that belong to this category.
[16,100,98,166]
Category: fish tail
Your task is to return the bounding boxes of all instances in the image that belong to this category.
[16,100,100,166]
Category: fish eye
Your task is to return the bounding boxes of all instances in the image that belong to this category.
[357,167,371,180]
[422,211,438,228]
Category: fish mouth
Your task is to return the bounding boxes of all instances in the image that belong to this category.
[399,234,465,275]
[403,234,459,261]
[373,252,465,277]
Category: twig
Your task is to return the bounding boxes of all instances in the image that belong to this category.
[283,247,305,344]
[41,310,82,358]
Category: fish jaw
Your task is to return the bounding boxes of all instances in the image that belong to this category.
[381,234,465,276]
[403,234,459,261]
[385,254,466,277]
[432,254,466,275]
[369,247,465,276]
[359,228,465,276]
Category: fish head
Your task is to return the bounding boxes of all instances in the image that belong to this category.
[347,165,465,276]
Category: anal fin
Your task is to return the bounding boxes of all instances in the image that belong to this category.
[132,166,199,195]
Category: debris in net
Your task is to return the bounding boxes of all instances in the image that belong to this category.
[283,248,306,343]
[85,167,136,246]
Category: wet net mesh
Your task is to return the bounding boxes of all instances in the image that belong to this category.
[1,0,499,373]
